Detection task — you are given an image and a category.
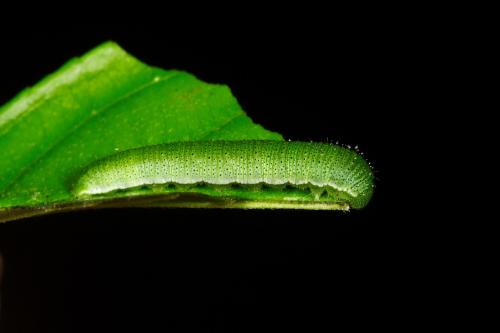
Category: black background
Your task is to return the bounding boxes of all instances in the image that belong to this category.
[0,24,426,331]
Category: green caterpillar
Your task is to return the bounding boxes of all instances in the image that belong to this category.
[74,141,374,210]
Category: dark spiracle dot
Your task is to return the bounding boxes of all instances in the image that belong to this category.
[284,184,296,191]
[261,184,272,191]
[320,190,329,199]
[230,183,242,189]
[166,183,177,190]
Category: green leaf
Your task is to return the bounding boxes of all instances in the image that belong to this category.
[0,41,283,222]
